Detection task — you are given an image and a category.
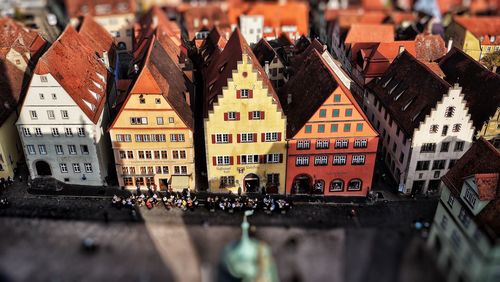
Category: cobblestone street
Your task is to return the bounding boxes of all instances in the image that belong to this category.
[0,179,442,282]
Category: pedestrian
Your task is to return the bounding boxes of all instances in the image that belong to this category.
[136,184,141,196]
[237,186,242,196]
[261,186,266,195]
[18,175,22,182]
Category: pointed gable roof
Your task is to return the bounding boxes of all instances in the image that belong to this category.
[252,38,277,66]
[441,138,500,241]
[33,26,110,124]
[203,29,282,117]
[281,49,376,138]
[366,51,451,137]
[111,37,193,131]
[439,48,500,133]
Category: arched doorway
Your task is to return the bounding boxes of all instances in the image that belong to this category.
[35,161,51,176]
[244,173,260,193]
[292,174,312,194]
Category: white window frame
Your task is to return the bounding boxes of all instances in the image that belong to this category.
[352,155,366,165]
[228,112,237,120]
[316,140,329,149]
[296,156,309,166]
[241,133,254,143]
[78,128,85,137]
[22,128,31,137]
[333,155,346,165]
[55,145,64,155]
[38,145,47,155]
[354,139,368,148]
[52,128,59,136]
[267,154,280,163]
[241,89,249,98]
[73,163,81,173]
[297,140,310,149]
[156,117,164,125]
[314,155,328,165]
[84,163,93,173]
[68,145,77,155]
[60,163,68,173]
[216,156,231,166]
[61,110,69,119]
[265,132,278,142]
[216,133,229,144]
[65,128,73,136]
[252,111,261,120]
[47,110,55,119]
[241,154,259,164]
[35,128,43,137]
[27,145,36,155]
[29,110,38,119]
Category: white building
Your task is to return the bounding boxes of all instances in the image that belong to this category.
[239,15,263,45]
[361,51,474,195]
[427,138,500,282]
[16,26,115,186]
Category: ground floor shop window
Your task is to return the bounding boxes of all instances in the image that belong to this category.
[135,177,144,186]
[313,180,325,194]
[220,176,235,188]
[330,179,344,192]
[123,177,133,186]
[348,179,362,191]
[146,177,155,187]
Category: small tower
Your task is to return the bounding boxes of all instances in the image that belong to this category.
[218,211,279,282]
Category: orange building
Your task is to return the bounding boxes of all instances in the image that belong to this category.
[281,49,378,196]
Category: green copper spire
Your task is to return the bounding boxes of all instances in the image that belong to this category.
[218,211,279,282]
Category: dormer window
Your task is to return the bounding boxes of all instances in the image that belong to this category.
[40,76,48,82]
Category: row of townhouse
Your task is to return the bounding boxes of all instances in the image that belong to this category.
[196,28,378,196]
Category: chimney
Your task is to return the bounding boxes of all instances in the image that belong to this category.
[287,93,292,105]
[264,61,270,76]
[398,46,405,54]
[447,39,453,52]
[102,51,110,68]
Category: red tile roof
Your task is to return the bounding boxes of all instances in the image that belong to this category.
[178,4,231,40]
[64,0,136,18]
[475,173,499,201]
[366,51,451,137]
[76,15,117,66]
[203,28,282,117]
[0,17,47,126]
[281,49,377,138]
[454,16,500,45]
[441,138,500,241]
[414,33,447,62]
[345,23,394,44]
[33,26,111,124]
[112,36,193,131]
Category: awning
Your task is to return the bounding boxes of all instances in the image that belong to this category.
[170,175,190,190]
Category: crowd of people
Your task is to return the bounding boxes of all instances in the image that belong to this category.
[111,189,292,214]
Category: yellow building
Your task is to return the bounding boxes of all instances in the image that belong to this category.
[446,16,500,61]
[480,108,500,148]
[0,113,23,180]
[109,36,195,191]
[203,30,287,194]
